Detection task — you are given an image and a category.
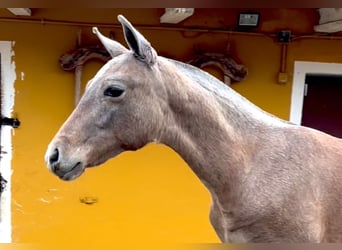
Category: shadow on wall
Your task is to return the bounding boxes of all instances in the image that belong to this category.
[0,173,6,194]
[0,146,7,194]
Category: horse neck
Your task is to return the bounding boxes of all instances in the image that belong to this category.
[158,58,286,196]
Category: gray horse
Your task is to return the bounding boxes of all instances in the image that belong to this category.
[45,15,342,242]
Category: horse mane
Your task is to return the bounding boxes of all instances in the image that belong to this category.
[164,57,290,127]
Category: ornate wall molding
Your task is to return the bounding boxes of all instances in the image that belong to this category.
[187,52,248,85]
[60,46,247,105]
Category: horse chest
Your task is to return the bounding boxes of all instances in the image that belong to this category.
[209,193,329,243]
[209,198,252,242]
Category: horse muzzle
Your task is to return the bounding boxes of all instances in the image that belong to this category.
[45,146,85,181]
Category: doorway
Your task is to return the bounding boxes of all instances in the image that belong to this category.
[290,61,342,138]
[301,74,342,138]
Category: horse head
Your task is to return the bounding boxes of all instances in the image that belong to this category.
[45,15,168,180]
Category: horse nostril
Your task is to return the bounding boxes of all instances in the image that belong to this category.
[49,148,60,166]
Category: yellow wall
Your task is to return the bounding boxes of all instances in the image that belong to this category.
[1,8,342,247]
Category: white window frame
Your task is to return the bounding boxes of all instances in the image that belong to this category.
[290,61,342,125]
[0,41,16,243]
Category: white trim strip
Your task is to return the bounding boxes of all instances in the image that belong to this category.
[0,41,16,243]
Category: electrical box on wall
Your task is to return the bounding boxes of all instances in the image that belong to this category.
[278,72,289,84]
[277,31,292,43]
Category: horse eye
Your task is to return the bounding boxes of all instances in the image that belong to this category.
[104,86,125,98]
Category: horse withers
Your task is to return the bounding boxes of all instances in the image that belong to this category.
[45,15,342,242]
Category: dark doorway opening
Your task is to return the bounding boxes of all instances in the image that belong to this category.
[301,74,342,138]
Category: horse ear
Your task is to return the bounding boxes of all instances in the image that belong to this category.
[117,15,157,66]
[92,27,128,58]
